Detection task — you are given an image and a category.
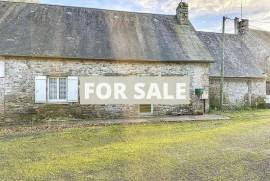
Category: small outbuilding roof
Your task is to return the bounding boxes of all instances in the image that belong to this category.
[249,29,270,49]
[244,30,270,68]
[245,29,270,80]
[197,31,265,78]
[0,1,213,62]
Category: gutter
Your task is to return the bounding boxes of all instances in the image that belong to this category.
[210,76,266,80]
[0,54,214,64]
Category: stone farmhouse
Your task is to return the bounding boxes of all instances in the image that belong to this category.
[0,1,269,123]
[0,1,213,123]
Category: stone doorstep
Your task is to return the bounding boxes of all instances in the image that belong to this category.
[76,114,230,126]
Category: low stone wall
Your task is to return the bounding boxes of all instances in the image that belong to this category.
[1,57,210,123]
[210,77,266,108]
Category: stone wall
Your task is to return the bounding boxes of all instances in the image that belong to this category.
[1,57,210,123]
[0,77,4,122]
[210,77,266,108]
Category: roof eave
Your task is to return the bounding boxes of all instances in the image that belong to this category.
[0,54,214,63]
[210,75,266,79]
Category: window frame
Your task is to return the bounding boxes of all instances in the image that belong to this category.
[47,77,68,103]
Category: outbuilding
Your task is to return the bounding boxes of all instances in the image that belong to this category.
[244,29,270,107]
[198,19,269,108]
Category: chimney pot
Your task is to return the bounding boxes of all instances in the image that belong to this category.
[176,2,189,25]
[238,19,249,35]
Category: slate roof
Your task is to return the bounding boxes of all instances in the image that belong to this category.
[249,30,270,49]
[0,1,213,62]
[245,30,270,80]
[244,30,270,69]
[197,31,265,78]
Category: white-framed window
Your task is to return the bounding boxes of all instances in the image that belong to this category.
[35,76,78,104]
[139,104,153,114]
[48,77,67,102]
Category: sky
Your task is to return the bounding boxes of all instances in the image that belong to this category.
[40,0,270,33]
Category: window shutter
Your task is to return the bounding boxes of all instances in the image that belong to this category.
[267,82,270,95]
[0,61,4,78]
[68,76,78,102]
[266,96,270,104]
[35,76,47,103]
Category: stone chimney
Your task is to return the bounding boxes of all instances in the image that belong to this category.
[234,18,249,35]
[238,19,249,35]
[176,2,189,25]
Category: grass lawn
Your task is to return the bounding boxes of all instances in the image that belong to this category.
[1,110,270,181]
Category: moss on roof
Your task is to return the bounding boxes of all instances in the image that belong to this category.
[0,1,213,62]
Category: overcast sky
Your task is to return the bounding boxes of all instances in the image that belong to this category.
[41,0,270,33]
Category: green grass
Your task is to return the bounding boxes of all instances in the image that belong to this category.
[1,110,270,181]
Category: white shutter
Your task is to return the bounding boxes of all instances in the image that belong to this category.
[68,76,78,102]
[35,76,47,103]
[0,61,4,78]
[266,95,270,104]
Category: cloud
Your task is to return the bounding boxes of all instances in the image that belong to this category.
[41,0,270,32]
[132,0,270,32]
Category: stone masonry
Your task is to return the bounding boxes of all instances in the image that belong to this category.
[210,77,266,108]
[0,56,210,124]
[0,76,4,120]
[176,2,189,25]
